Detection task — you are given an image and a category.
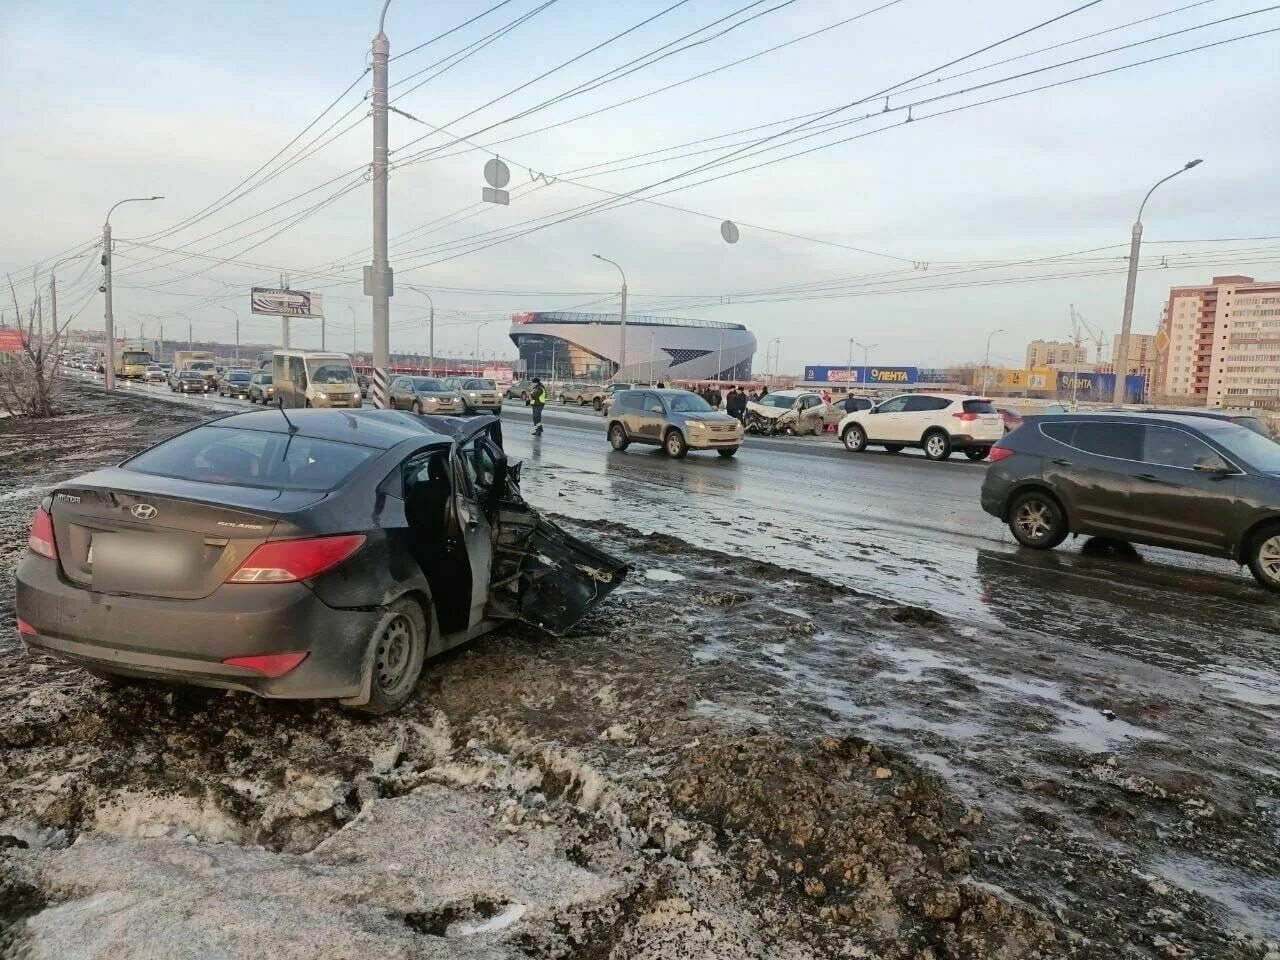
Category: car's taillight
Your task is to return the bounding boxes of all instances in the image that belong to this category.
[222,652,309,677]
[988,446,1014,463]
[27,507,57,559]
[952,412,979,422]
[16,619,37,637]
[227,534,366,584]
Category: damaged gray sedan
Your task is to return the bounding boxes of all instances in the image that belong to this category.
[15,409,627,715]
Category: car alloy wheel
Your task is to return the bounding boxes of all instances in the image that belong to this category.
[923,432,951,461]
[665,430,688,458]
[1258,536,1280,584]
[1008,491,1066,550]
[842,425,867,452]
[1015,500,1053,542]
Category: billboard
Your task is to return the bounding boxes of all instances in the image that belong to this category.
[251,288,324,317]
[995,367,1054,391]
[0,329,27,352]
[803,365,918,385]
[1056,371,1147,404]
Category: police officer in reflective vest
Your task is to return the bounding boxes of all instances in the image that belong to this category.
[530,377,547,435]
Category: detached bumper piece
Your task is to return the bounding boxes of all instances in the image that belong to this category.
[491,506,628,635]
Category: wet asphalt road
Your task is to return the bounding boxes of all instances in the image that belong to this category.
[498,403,1280,699]
[78,373,1280,700]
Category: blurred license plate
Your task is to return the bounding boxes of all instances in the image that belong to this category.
[90,532,201,594]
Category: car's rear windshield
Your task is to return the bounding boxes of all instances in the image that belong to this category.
[412,377,447,391]
[668,392,713,413]
[125,425,376,492]
[963,400,997,414]
[1204,423,1280,472]
[462,379,495,389]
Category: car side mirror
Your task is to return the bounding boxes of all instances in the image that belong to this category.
[508,460,523,484]
[868,407,878,414]
[1193,456,1233,476]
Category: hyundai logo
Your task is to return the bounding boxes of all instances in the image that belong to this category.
[131,503,158,520]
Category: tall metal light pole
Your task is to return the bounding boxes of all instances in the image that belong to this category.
[592,254,627,380]
[346,305,358,357]
[218,305,239,361]
[981,328,1004,396]
[1113,159,1203,404]
[102,195,162,389]
[767,337,781,385]
[47,251,83,348]
[408,287,435,375]
[367,0,394,408]
[845,338,855,387]
[475,321,490,371]
[853,340,876,384]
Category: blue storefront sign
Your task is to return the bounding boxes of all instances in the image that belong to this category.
[803,365,918,385]
[1056,371,1147,404]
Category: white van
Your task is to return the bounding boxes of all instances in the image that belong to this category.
[272,350,361,409]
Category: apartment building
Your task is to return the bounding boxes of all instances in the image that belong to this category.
[1157,275,1280,406]
[1025,339,1087,369]
[1111,333,1157,373]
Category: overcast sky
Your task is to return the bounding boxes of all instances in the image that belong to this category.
[2,0,1278,371]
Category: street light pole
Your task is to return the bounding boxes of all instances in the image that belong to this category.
[368,0,394,408]
[408,287,435,376]
[475,321,490,371]
[218,306,239,361]
[767,337,781,385]
[346,305,357,357]
[1113,159,1203,404]
[102,195,162,389]
[592,254,627,380]
[853,340,876,384]
[981,328,1004,397]
[47,252,82,349]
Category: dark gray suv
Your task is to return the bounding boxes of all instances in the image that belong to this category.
[981,413,1280,589]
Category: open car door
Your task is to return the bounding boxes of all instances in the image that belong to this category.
[432,415,629,636]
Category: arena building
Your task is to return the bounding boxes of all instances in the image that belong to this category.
[509,311,756,382]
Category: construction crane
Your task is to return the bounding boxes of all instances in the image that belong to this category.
[1069,305,1107,364]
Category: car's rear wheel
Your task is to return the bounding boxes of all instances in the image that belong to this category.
[718,446,739,458]
[664,429,688,459]
[813,419,825,436]
[841,424,868,452]
[883,444,903,453]
[1246,523,1280,591]
[593,398,603,411]
[412,401,422,415]
[609,423,629,451]
[1008,490,1068,550]
[923,430,952,461]
[350,597,428,716]
[965,447,990,461]
[578,398,587,406]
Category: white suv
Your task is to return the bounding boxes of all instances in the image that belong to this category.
[837,393,1004,461]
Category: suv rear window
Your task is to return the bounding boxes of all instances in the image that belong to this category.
[125,426,375,491]
[963,400,996,414]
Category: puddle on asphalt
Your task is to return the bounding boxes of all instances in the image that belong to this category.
[870,644,1166,754]
[1150,854,1280,940]
[1199,664,1280,707]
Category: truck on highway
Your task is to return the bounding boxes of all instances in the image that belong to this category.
[171,350,216,373]
[114,348,154,380]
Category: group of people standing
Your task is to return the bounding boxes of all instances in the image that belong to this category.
[692,383,765,424]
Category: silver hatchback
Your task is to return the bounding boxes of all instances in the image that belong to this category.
[606,389,743,458]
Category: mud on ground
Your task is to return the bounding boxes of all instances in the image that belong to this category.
[0,384,1277,960]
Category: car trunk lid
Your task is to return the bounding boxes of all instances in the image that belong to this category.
[50,467,323,600]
